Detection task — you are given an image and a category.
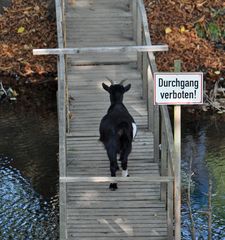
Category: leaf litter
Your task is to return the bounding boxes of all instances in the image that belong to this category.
[145,0,225,112]
[0,0,57,80]
[145,0,224,82]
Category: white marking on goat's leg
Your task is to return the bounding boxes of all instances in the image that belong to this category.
[122,169,129,177]
[132,122,137,139]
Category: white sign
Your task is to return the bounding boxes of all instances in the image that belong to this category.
[154,72,203,105]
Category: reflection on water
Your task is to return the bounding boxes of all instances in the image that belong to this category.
[0,102,59,239]
[181,116,225,240]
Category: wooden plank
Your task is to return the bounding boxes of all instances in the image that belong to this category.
[67,200,166,209]
[33,45,168,56]
[67,213,166,222]
[67,222,167,227]
[67,12,132,17]
[67,63,137,71]
[60,176,173,183]
[67,231,167,237]
[66,9,132,15]
[67,19,132,24]
[67,40,134,46]
[66,139,153,144]
[67,237,167,240]
[68,228,167,234]
[67,55,137,65]
[68,0,129,8]
[67,27,133,33]
[67,188,160,194]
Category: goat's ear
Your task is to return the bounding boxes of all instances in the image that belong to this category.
[102,83,110,92]
[124,84,131,92]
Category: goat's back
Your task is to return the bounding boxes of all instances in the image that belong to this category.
[99,104,134,144]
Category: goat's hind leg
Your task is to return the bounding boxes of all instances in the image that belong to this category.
[109,160,118,190]
[106,144,118,191]
[120,144,131,177]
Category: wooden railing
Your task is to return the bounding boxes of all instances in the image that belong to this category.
[132,0,179,239]
[55,0,67,239]
[34,0,179,239]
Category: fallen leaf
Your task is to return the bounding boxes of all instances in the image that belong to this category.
[196,1,207,8]
[180,26,186,33]
[12,90,18,97]
[194,15,205,24]
[34,5,40,12]
[17,26,25,33]
[165,27,172,34]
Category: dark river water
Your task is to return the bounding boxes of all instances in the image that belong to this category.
[181,115,225,239]
[0,99,59,239]
[0,95,224,239]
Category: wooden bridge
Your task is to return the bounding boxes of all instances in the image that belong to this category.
[34,0,181,239]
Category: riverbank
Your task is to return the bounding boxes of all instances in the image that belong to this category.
[0,0,224,112]
[0,0,57,85]
[145,0,224,88]
[145,0,224,113]
[0,0,57,102]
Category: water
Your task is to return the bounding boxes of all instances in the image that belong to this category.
[1,94,224,239]
[0,99,59,239]
[181,115,225,240]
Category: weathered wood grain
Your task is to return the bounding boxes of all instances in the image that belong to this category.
[53,0,174,239]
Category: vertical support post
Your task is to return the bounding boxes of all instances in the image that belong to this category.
[160,118,167,201]
[154,104,160,163]
[146,61,154,131]
[60,181,67,240]
[174,60,181,240]
[55,0,67,238]
[167,160,174,239]
[142,52,148,100]
[58,54,67,240]
[132,0,137,42]
[136,6,142,71]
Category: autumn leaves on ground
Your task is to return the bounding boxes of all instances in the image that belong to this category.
[145,0,224,90]
[0,0,57,82]
[0,0,224,91]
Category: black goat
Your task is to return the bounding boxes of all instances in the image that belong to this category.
[99,78,137,191]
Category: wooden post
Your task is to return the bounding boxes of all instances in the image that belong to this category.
[154,104,160,163]
[132,0,137,42]
[167,156,174,239]
[174,60,181,240]
[142,52,148,100]
[55,0,67,239]
[160,118,167,201]
[146,61,154,131]
[136,6,142,71]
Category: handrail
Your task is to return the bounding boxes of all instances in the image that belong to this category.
[33,45,168,55]
[60,176,174,183]
[134,0,178,239]
[55,0,67,239]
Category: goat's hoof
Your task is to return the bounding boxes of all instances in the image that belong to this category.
[109,183,118,191]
